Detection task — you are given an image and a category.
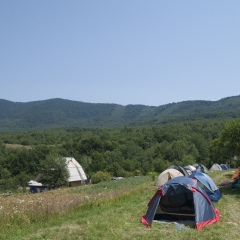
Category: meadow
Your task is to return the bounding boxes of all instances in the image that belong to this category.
[0,171,239,240]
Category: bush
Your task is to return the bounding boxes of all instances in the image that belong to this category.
[148,172,158,181]
[91,171,111,184]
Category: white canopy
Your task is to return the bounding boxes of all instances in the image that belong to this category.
[155,169,183,187]
[28,180,43,186]
[65,157,87,182]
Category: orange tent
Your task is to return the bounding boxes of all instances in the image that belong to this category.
[231,167,240,179]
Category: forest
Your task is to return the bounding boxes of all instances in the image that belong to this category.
[1,117,239,192]
[1,95,240,130]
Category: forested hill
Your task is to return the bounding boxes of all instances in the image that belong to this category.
[0,96,240,130]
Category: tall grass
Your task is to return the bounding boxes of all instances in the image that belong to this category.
[0,176,151,239]
[0,172,240,240]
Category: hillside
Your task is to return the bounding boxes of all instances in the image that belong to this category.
[0,95,240,130]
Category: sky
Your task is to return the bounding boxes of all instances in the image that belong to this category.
[0,1,240,106]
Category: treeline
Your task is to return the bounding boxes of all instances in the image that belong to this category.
[1,119,234,191]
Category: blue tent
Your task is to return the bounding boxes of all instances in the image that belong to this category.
[142,176,220,230]
[193,163,209,174]
[220,164,229,170]
[188,172,221,202]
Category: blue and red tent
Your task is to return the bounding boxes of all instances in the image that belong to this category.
[188,171,222,202]
[141,176,220,230]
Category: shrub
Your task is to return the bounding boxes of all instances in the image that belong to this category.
[91,171,111,184]
[148,172,158,181]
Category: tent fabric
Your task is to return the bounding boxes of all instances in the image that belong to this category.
[183,165,197,174]
[28,180,42,186]
[231,167,240,180]
[193,163,209,174]
[167,164,189,176]
[210,164,222,171]
[65,157,87,182]
[185,169,193,175]
[155,169,183,187]
[142,176,220,230]
[188,172,222,202]
[220,164,229,170]
[207,191,222,202]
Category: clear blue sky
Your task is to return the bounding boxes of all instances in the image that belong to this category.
[1,1,240,106]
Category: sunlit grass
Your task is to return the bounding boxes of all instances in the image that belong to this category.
[0,176,152,238]
[0,172,240,240]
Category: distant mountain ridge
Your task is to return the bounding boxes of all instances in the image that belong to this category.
[0,96,240,130]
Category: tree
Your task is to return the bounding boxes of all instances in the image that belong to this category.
[152,158,168,173]
[0,168,13,191]
[210,138,229,167]
[106,162,123,176]
[39,154,69,189]
[91,152,106,172]
[91,171,111,184]
[214,119,240,166]
[15,171,32,191]
[220,120,240,153]
[80,155,92,178]
[190,133,210,162]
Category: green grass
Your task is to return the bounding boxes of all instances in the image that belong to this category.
[1,172,240,240]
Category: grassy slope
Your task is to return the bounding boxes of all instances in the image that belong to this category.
[1,172,240,240]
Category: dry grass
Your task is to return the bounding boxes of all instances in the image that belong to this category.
[4,143,33,149]
[0,177,149,232]
[0,185,129,228]
[0,173,240,240]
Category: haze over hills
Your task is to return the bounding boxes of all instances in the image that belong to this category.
[0,95,240,131]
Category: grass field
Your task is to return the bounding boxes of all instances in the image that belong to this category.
[0,171,239,240]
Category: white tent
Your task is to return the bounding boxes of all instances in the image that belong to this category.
[183,165,197,173]
[65,157,87,186]
[29,157,88,189]
[155,169,183,187]
[210,163,222,171]
[28,180,48,193]
[28,180,42,186]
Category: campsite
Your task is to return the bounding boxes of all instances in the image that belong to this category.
[0,169,239,240]
[1,119,240,239]
[2,1,240,239]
